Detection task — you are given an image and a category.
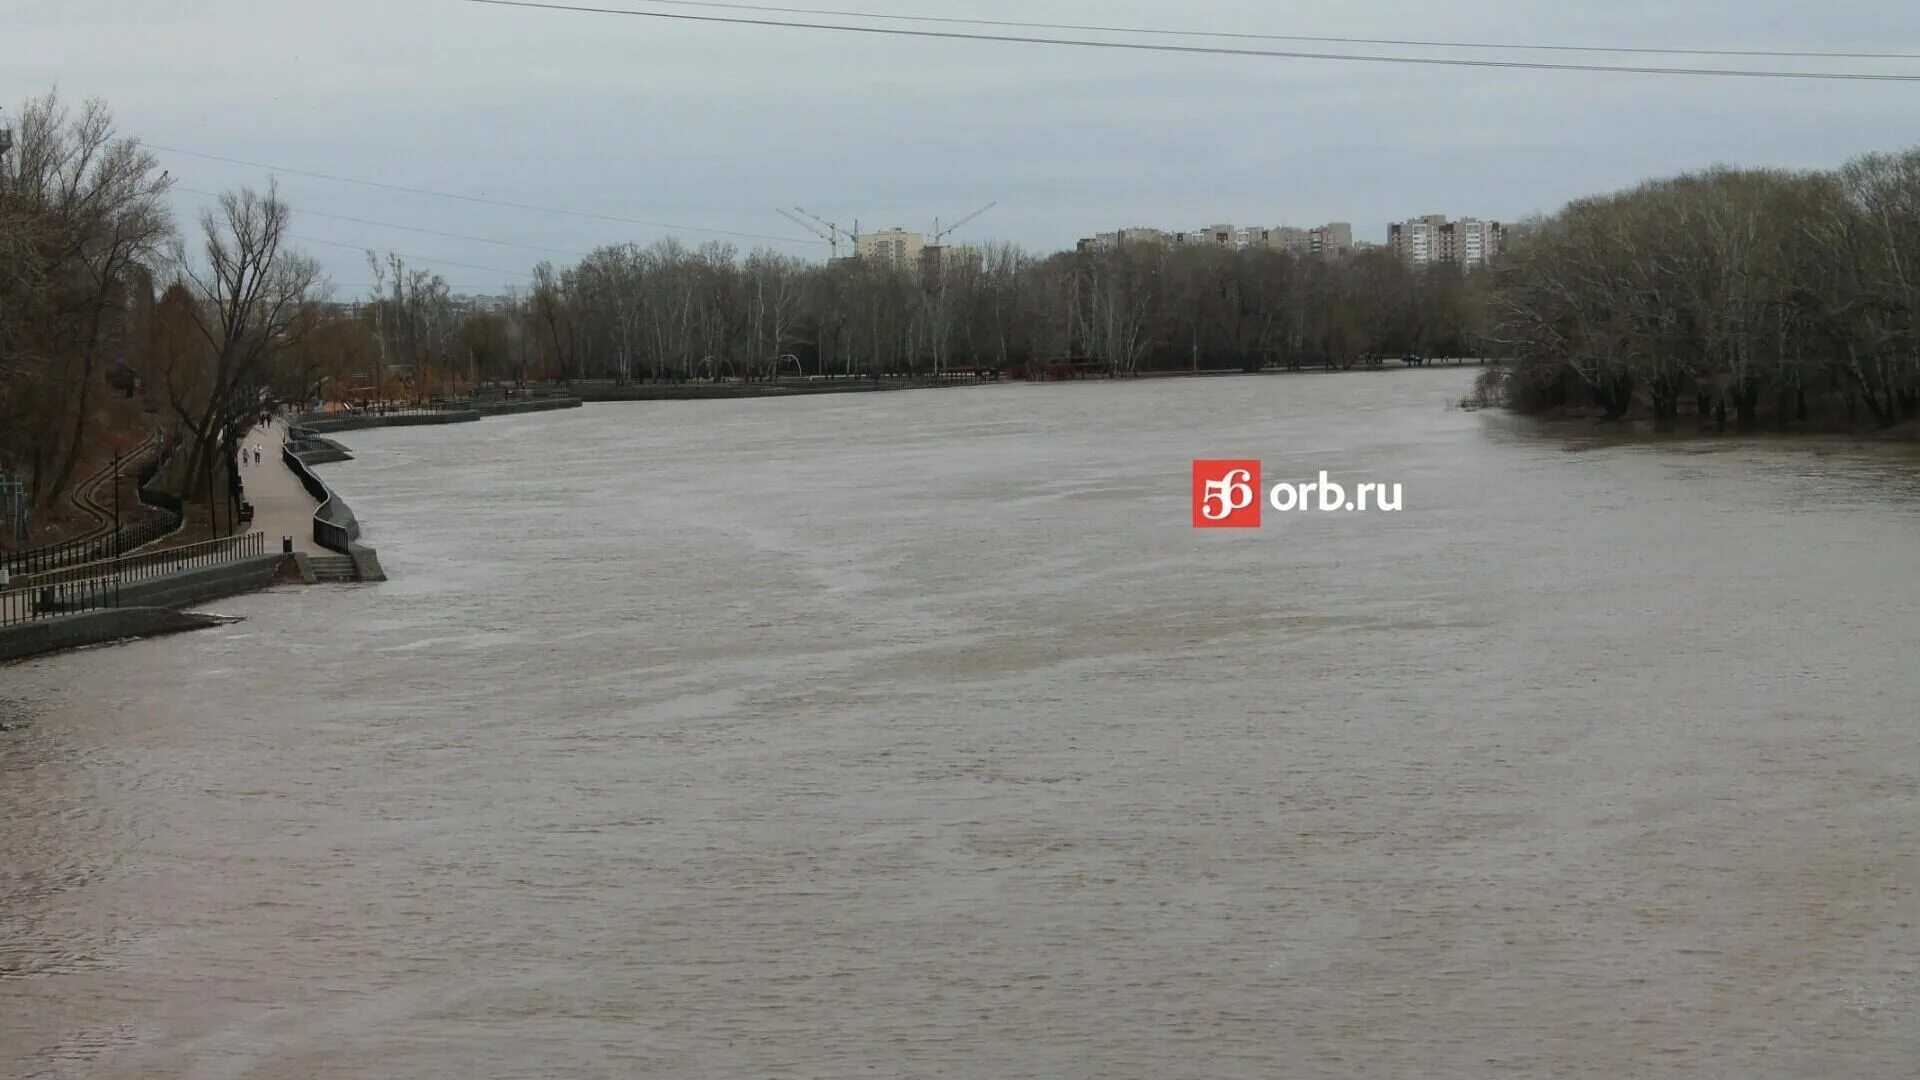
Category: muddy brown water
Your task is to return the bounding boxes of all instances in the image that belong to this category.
[3,370,1918,1078]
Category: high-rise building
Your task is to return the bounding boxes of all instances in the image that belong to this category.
[921,243,986,272]
[1269,222,1353,259]
[1077,221,1355,258]
[1079,228,1170,253]
[1310,222,1353,258]
[1271,227,1313,256]
[1389,215,1450,265]
[1389,216,1508,268]
[858,228,925,270]
[1443,219,1507,267]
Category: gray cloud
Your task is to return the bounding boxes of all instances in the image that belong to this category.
[12,0,1918,294]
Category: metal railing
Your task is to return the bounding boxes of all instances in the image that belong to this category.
[280,443,356,555]
[1,439,185,576]
[0,574,120,628]
[2,520,178,578]
[12,532,265,591]
[2,531,125,577]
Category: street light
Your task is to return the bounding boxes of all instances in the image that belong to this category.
[111,450,121,558]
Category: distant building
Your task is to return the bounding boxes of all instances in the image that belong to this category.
[1270,222,1353,259]
[1271,227,1312,256]
[922,243,986,272]
[1388,214,1449,265]
[1078,228,1170,253]
[1389,216,1508,268]
[1076,220,1354,258]
[1444,219,1507,267]
[449,293,512,317]
[858,228,925,271]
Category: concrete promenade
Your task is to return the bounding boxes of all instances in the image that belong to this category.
[237,421,324,555]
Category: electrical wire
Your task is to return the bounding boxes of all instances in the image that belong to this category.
[175,185,591,259]
[146,143,826,245]
[455,0,1920,81]
[288,233,534,278]
[610,0,1920,62]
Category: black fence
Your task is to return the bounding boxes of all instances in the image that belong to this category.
[0,517,176,578]
[13,532,265,591]
[281,443,355,554]
[2,532,127,577]
[0,575,120,628]
[1,439,185,577]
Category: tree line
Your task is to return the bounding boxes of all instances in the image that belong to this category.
[1488,149,1920,430]
[462,239,1491,385]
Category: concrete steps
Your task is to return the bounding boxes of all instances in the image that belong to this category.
[308,554,359,583]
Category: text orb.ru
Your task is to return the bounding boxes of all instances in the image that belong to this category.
[1192,460,1403,529]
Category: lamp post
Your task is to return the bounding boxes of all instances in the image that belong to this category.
[111,450,121,557]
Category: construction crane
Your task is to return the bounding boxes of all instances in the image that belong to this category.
[784,206,861,261]
[931,202,997,246]
[776,208,840,258]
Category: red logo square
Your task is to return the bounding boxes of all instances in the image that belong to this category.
[1192,459,1262,529]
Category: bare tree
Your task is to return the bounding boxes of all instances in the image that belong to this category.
[159,181,323,522]
[0,91,173,506]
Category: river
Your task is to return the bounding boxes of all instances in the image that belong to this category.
[3,369,1918,1078]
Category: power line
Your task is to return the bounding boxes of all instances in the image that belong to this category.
[146,143,826,245]
[457,0,1920,81]
[290,234,533,278]
[614,0,1920,62]
[174,185,591,259]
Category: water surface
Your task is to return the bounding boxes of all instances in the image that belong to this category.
[4,370,1918,1077]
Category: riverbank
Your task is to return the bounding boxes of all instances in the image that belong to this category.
[280,395,584,581]
[0,607,239,664]
[558,360,1480,402]
[0,551,301,664]
[1494,405,1920,444]
[292,394,582,433]
[568,378,980,402]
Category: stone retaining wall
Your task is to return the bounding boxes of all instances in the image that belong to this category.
[280,438,387,583]
[113,554,290,610]
[0,607,229,665]
[290,396,580,434]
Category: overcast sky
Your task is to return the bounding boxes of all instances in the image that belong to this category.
[11,0,1918,295]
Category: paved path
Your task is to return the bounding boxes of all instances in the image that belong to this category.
[236,421,325,555]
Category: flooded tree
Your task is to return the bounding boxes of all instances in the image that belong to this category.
[1489,149,1920,432]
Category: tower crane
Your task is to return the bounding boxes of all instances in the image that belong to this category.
[776,208,840,259]
[931,202,997,246]
[791,206,862,261]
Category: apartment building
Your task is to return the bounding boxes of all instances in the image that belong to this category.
[921,243,987,271]
[1388,215,1508,268]
[1270,222,1353,259]
[1080,227,1172,253]
[1075,220,1354,258]
[1444,218,1507,267]
[858,227,925,270]
[1388,214,1448,265]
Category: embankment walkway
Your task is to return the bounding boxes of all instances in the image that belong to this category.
[239,420,323,555]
